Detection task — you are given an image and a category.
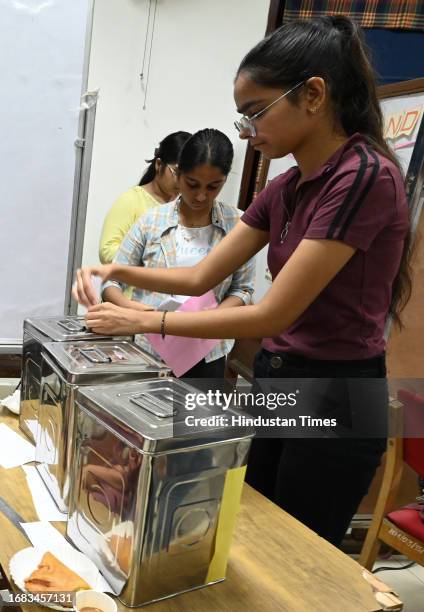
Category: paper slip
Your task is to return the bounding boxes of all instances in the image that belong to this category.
[21,466,67,522]
[158,295,187,312]
[74,274,103,309]
[0,423,35,468]
[91,274,104,304]
[146,290,220,377]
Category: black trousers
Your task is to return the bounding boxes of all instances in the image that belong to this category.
[246,349,387,547]
[181,356,226,379]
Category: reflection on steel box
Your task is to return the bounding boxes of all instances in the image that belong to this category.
[35,340,170,513]
[20,316,113,443]
[67,378,254,607]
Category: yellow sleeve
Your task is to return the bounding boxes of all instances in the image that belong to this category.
[99,188,155,264]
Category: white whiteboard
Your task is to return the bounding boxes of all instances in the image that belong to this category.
[0,0,88,343]
[380,91,424,175]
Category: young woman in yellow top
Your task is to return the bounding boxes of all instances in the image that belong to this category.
[99,131,191,263]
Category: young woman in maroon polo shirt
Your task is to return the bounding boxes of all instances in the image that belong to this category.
[74,16,411,546]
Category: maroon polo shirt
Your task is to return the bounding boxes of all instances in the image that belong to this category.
[242,133,409,360]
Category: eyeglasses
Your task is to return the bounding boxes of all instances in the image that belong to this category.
[234,81,305,138]
[167,164,178,178]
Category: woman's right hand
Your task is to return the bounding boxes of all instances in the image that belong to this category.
[72,264,115,308]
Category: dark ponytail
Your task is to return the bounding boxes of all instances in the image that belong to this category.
[139,130,191,186]
[178,128,234,176]
[237,16,411,326]
[325,17,401,170]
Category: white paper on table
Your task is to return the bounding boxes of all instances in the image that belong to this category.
[25,419,38,441]
[17,522,112,592]
[21,521,73,550]
[21,466,67,522]
[0,423,35,468]
[0,389,20,414]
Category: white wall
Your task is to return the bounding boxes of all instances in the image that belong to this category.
[81,0,269,267]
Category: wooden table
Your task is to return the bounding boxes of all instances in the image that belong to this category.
[0,410,401,612]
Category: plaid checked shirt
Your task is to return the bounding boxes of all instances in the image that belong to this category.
[284,1,424,30]
[103,198,255,363]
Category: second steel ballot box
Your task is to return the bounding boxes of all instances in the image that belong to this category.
[35,340,170,512]
[20,316,112,442]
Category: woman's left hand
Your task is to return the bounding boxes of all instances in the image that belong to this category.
[85,302,151,335]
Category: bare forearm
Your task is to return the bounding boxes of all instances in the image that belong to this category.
[103,286,132,307]
[107,222,267,296]
[103,286,155,312]
[85,238,357,339]
[142,304,282,339]
[110,264,204,296]
[75,223,266,309]
[217,296,244,309]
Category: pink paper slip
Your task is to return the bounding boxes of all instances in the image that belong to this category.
[145,291,220,377]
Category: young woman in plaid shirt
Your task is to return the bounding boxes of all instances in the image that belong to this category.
[99,128,255,378]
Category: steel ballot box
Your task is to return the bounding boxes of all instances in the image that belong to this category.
[67,378,253,606]
[35,340,170,512]
[20,316,112,442]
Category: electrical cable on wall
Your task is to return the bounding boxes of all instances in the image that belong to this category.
[143,0,158,110]
[140,0,158,110]
[139,0,152,82]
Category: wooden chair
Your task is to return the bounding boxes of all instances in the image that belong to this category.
[359,389,424,570]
